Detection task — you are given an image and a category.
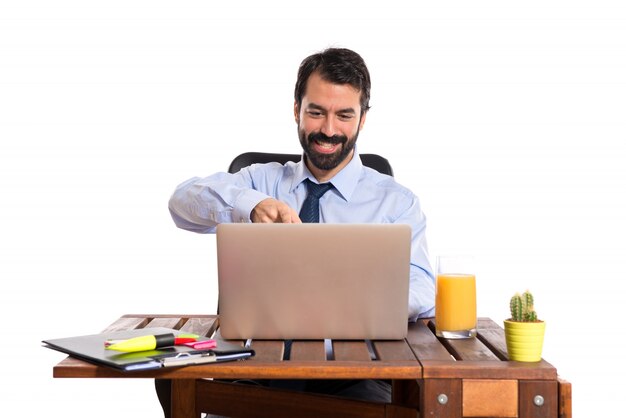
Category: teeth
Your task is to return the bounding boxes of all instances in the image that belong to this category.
[315,140,335,149]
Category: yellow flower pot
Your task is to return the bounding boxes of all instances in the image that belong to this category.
[504,320,546,362]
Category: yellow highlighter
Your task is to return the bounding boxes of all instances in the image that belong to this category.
[105,333,177,352]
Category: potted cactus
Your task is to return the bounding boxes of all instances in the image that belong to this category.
[503,290,546,362]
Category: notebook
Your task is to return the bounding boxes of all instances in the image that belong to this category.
[43,327,254,371]
[216,223,411,340]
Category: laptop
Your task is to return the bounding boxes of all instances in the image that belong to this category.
[216,223,411,340]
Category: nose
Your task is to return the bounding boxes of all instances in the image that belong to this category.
[320,116,338,137]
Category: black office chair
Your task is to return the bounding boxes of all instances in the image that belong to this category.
[228,152,394,177]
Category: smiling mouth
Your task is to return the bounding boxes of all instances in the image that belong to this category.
[313,139,340,154]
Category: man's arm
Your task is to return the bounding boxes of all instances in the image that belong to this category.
[395,196,436,321]
[408,265,436,320]
[168,170,270,233]
[168,167,301,233]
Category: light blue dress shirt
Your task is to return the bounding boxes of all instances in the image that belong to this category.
[168,152,435,320]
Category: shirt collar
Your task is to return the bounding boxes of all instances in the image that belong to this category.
[291,148,363,202]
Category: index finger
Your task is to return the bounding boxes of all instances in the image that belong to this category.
[277,205,296,223]
[290,209,302,224]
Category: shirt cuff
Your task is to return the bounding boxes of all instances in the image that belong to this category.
[233,189,271,222]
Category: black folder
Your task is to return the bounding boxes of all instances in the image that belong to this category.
[43,327,254,371]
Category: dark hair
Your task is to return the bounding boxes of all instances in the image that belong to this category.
[294,48,371,115]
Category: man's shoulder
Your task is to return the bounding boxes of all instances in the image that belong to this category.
[360,166,415,198]
[244,160,298,178]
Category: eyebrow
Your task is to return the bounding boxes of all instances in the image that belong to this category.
[306,103,357,115]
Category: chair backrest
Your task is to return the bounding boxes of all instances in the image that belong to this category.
[228,152,394,177]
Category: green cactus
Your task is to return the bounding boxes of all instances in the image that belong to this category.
[510,293,523,321]
[509,290,539,322]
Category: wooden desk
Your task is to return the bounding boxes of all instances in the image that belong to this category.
[53,314,572,418]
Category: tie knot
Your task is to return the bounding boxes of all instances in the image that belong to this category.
[304,179,333,198]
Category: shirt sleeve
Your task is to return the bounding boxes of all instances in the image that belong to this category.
[395,195,436,321]
[168,169,270,233]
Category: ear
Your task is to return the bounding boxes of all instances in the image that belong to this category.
[358,110,367,131]
[293,101,300,125]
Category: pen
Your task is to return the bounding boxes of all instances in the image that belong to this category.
[105,333,199,352]
[104,335,198,347]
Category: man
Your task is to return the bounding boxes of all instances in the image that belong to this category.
[163,47,434,414]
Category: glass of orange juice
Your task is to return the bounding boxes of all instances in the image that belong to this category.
[435,255,477,339]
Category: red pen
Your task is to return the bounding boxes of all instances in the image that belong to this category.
[173,337,198,345]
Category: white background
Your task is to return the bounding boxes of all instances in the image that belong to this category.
[1,1,625,416]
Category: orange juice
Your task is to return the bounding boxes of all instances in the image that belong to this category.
[435,274,477,336]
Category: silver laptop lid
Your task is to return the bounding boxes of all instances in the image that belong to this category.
[216,223,411,340]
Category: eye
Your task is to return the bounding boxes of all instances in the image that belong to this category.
[338,113,354,121]
[306,110,323,118]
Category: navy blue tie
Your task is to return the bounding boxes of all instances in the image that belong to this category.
[299,179,333,223]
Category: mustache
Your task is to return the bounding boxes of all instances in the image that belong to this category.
[308,132,348,145]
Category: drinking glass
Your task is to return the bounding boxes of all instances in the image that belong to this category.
[435,255,477,339]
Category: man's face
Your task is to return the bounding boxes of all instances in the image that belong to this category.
[295,72,366,173]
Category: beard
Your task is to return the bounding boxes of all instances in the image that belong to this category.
[298,129,359,171]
